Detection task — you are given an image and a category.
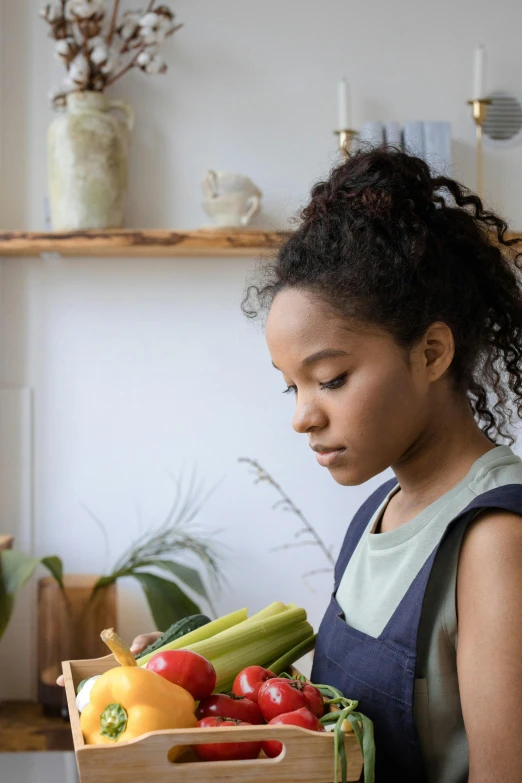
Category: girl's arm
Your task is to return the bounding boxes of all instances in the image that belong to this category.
[457,510,522,783]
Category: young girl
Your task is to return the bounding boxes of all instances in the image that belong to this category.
[133,150,522,782]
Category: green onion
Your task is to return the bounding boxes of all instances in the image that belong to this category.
[267,633,317,675]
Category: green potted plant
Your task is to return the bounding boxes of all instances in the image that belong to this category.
[1,476,222,713]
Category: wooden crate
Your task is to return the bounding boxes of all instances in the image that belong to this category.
[63,654,363,783]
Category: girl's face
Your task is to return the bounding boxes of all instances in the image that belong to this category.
[265,288,443,486]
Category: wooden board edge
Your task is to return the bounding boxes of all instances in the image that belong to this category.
[62,660,85,750]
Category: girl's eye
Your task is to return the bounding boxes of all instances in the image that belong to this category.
[320,372,348,390]
[282,372,348,395]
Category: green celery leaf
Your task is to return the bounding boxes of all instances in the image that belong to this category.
[131,572,201,631]
[41,556,64,588]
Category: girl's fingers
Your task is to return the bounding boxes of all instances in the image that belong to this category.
[129,631,162,654]
[56,674,65,687]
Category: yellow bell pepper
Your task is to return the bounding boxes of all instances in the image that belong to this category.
[80,665,198,754]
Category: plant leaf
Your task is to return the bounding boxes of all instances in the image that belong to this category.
[131,572,201,631]
[0,551,40,640]
[41,556,64,588]
[93,568,135,590]
[0,557,14,641]
[138,559,210,600]
[0,550,40,594]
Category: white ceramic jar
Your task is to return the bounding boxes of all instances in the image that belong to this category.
[48,91,134,230]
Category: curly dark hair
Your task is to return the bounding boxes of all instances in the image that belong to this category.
[242,148,522,443]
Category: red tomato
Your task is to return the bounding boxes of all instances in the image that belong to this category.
[301,682,325,719]
[196,693,265,725]
[258,678,324,722]
[232,665,276,704]
[145,649,216,701]
[195,717,261,761]
[262,706,325,758]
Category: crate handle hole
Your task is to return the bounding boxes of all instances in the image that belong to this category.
[168,742,287,765]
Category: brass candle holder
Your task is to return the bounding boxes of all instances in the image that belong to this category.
[334,128,359,160]
[467,98,492,199]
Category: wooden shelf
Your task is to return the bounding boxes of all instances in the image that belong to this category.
[0,228,518,259]
[0,229,290,258]
[0,701,74,752]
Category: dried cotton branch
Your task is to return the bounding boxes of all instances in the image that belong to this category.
[40,0,182,108]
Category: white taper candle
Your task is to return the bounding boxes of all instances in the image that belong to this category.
[337,78,351,129]
[473,44,487,99]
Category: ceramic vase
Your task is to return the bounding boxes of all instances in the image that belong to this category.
[47,91,134,230]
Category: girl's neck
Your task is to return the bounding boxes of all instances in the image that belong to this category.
[389,396,497,524]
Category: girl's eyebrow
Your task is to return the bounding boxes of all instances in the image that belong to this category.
[272,348,350,371]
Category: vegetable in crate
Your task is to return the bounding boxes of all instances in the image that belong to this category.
[138,602,315,694]
[195,717,262,761]
[262,706,325,758]
[135,614,211,660]
[196,693,265,725]
[145,649,216,700]
[232,665,276,703]
[258,677,324,721]
[81,666,197,749]
[76,675,100,713]
[80,628,197,757]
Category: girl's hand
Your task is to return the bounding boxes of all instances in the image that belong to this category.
[55,630,162,687]
[129,631,162,655]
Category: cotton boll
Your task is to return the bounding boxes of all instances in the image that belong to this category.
[100,50,120,75]
[90,42,109,65]
[68,53,90,88]
[87,35,105,52]
[118,11,141,41]
[40,3,63,22]
[144,55,167,75]
[54,37,76,62]
[66,0,104,18]
[139,12,172,45]
[137,49,153,68]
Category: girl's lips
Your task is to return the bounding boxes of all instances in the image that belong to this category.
[315,448,346,467]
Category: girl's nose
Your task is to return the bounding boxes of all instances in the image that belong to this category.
[292,396,327,434]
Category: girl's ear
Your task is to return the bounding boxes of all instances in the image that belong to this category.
[420,321,455,383]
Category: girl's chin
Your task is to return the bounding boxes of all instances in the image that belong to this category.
[327,464,368,487]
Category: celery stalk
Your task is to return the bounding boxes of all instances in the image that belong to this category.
[182,607,308,660]
[211,622,314,691]
[245,601,288,623]
[138,608,248,666]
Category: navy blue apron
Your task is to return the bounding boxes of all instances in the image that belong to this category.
[311,479,522,782]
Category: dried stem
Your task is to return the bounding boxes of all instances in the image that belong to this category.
[107,0,121,45]
[105,45,144,86]
[239,458,335,567]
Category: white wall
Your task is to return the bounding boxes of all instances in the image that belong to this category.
[1,0,522,712]
[2,0,522,230]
